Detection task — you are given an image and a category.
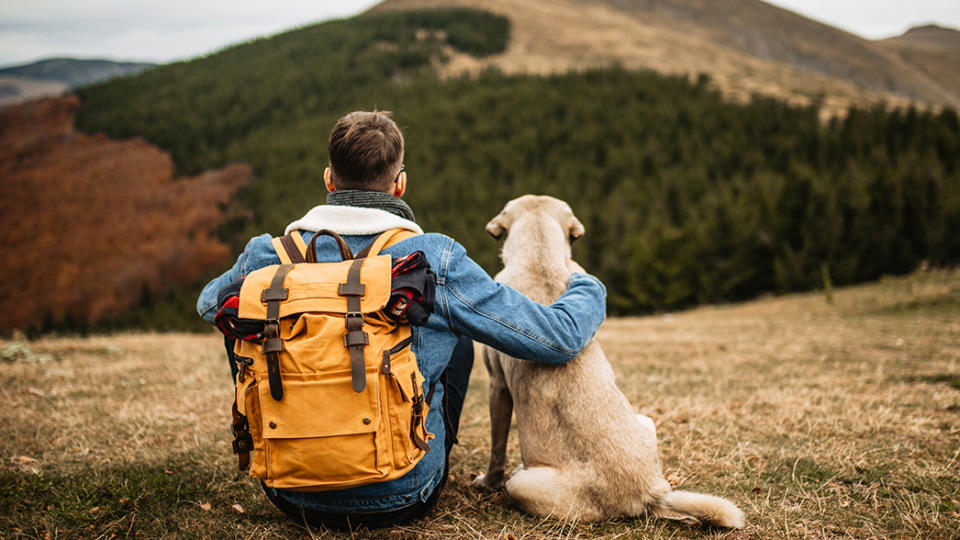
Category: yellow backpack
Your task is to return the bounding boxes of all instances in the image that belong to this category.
[229,228,434,491]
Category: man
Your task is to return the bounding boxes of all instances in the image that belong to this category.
[196,111,606,530]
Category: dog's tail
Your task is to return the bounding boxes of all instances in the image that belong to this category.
[651,489,745,529]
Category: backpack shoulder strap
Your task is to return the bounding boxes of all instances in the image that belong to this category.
[356,228,418,259]
[271,231,308,264]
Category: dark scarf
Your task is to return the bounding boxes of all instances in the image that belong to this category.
[326,189,416,222]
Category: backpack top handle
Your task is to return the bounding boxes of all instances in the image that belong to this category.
[306,229,354,262]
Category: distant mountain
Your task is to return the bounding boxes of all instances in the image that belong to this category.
[878,25,960,105]
[0,58,155,107]
[370,0,960,114]
[0,58,156,88]
[0,76,67,107]
[884,24,960,49]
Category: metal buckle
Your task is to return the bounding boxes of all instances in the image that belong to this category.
[233,355,253,382]
[234,355,254,367]
[345,312,364,330]
[264,320,279,338]
[232,433,253,454]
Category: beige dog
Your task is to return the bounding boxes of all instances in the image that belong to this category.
[472,195,744,528]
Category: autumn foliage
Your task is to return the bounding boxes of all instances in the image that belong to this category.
[0,96,250,330]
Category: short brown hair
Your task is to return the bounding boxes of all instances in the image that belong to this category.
[327,111,404,190]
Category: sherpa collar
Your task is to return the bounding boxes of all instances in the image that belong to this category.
[284,205,423,236]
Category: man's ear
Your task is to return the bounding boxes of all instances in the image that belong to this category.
[568,216,585,244]
[486,211,510,240]
[393,171,406,197]
[323,167,336,193]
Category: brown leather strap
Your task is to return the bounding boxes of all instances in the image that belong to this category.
[410,372,431,452]
[262,264,293,309]
[231,400,252,470]
[263,331,284,401]
[379,336,412,374]
[262,264,293,401]
[307,229,353,262]
[278,234,306,264]
[411,414,430,451]
[338,257,365,297]
[340,258,368,392]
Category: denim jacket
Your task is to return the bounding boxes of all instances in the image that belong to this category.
[196,221,607,513]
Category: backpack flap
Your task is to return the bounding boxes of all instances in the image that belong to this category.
[237,254,394,399]
[236,255,393,319]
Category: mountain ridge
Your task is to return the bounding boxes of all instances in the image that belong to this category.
[0,58,156,107]
[885,24,960,50]
[879,25,960,98]
[0,58,156,88]
[370,0,960,115]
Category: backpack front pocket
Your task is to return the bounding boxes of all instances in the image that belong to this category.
[257,369,383,490]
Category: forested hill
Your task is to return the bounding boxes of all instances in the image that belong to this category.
[55,8,960,330]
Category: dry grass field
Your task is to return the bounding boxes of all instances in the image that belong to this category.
[2,269,958,539]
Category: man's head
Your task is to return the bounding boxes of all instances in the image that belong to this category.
[325,111,405,196]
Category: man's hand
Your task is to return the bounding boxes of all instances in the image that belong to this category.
[565,258,586,275]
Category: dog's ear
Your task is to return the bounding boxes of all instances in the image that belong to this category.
[486,211,511,240]
[568,216,585,244]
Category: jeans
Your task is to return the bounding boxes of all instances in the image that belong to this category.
[262,335,474,531]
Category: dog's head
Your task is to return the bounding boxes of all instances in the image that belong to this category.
[486,194,585,244]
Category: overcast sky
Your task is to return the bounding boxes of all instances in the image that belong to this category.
[1,1,959,68]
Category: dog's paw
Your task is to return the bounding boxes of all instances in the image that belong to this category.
[471,472,504,491]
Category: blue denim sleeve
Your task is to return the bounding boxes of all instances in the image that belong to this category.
[196,233,275,323]
[437,239,606,364]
